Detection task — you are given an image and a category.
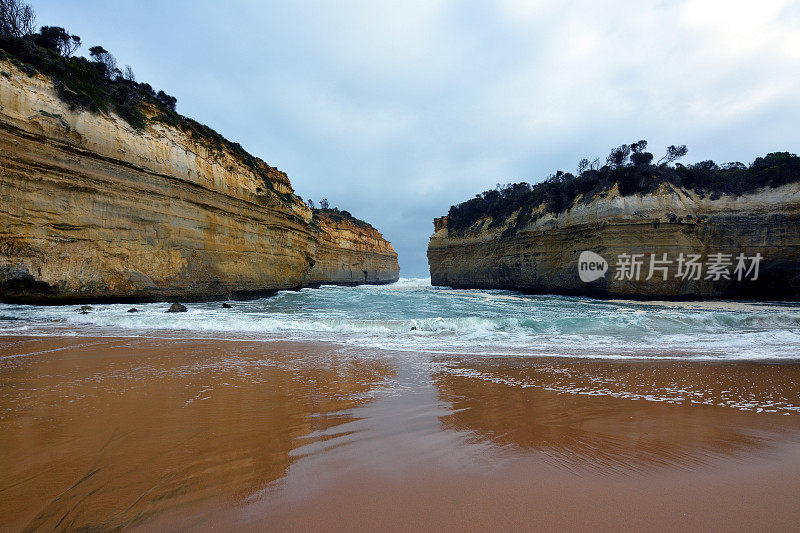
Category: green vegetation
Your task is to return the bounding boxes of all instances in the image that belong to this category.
[446,142,800,238]
[0,22,177,130]
[0,0,284,196]
[310,199,374,230]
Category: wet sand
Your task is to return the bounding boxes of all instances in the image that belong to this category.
[1,335,799,531]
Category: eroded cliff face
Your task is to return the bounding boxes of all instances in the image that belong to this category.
[428,183,800,300]
[0,60,398,302]
[310,214,399,285]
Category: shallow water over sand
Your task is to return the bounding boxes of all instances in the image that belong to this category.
[1,336,799,530]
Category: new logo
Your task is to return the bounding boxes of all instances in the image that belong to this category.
[578,251,608,282]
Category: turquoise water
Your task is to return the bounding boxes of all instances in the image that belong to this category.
[2,277,800,360]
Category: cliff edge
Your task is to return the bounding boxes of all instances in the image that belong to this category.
[429,177,800,300]
[310,211,399,285]
[0,58,398,303]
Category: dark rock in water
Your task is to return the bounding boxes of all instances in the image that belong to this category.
[127,307,138,313]
[78,305,92,312]
[410,326,417,330]
[167,302,187,313]
[222,302,232,309]
[79,310,89,314]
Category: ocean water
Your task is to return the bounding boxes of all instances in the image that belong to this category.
[2,277,800,361]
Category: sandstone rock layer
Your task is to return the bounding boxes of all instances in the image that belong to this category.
[428,183,800,300]
[0,60,398,303]
[310,214,399,285]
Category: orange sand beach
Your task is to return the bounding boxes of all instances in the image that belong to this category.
[1,335,799,531]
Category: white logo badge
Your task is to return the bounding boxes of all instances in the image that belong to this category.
[578,251,608,282]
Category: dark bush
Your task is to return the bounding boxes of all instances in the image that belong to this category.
[631,151,653,166]
[446,143,800,238]
[34,26,79,55]
[0,19,296,197]
[156,90,176,111]
[312,207,373,230]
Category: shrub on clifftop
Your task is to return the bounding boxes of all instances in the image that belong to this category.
[312,205,374,231]
[446,144,800,237]
[0,0,290,197]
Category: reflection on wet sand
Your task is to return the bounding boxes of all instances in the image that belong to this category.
[434,358,800,473]
[208,353,800,532]
[2,336,800,531]
[0,337,393,531]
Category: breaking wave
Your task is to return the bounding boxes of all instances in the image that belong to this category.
[2,278,800,360]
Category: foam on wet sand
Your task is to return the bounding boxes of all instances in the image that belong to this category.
[1,335,799,531]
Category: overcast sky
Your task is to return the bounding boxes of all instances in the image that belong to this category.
[33,0,800,276]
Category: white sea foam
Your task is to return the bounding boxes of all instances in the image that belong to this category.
[2,279,800,361]
[387,277,432,288]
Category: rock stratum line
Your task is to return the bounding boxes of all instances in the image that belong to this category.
[428,182,800,300]
[0,59,398,303]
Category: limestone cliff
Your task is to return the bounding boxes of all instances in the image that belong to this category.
[0,59,399,303]
[310,213,399,285]
[428,182,800,300]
